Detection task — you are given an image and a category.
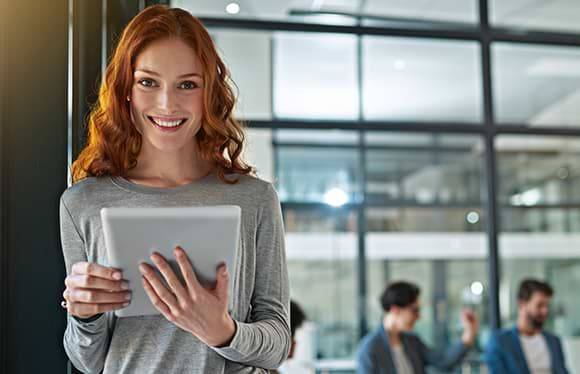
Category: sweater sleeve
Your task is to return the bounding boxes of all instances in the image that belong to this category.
[60,197,113,374]
[212,183,291,369]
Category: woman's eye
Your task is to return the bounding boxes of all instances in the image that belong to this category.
[138,79,155,87]
[179,81,197,90]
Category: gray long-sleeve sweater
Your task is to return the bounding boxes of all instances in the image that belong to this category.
[59,173,291,373]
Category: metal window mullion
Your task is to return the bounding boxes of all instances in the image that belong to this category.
[480,0,502,331]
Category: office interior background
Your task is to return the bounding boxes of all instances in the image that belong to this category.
[2,0,580,373]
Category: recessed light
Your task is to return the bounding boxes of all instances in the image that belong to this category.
[226,2,240,15]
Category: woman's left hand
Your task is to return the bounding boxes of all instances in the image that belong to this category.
[139,246,236,347]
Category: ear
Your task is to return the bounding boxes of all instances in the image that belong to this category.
[288,339,296,359]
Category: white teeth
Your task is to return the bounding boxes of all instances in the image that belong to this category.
[151,118,184,128]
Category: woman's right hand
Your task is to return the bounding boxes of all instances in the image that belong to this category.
[63,262,132,319]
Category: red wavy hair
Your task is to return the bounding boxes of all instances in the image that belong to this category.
[72,5,253,184]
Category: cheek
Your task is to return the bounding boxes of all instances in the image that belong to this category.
[181,92,203,112]
[131,90,156,109]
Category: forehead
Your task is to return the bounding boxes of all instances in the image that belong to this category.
[134,37,201,74]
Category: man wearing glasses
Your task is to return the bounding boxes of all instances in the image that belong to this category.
[356,281,479,374]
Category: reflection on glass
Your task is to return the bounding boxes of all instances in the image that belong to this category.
[499,259,580,338]
[496,136,580,207]
[364,132,488,360]
[284,208,359,361]
[244,129,274,182]
[273,32,359,120]
[367,207,485,232]
[365,133,484,205]
[173,0,477,26]
[276,129,359,145]
[362,0,478,26]
[172,0,359,25]
[210,29,272,120]
[490,0,580,33]
[366,259,489,351]
[498,135,580,369]
[363,37,482,123]
[493,43,580,126]
[276,142,361,204]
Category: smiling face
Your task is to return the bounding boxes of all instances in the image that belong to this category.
[130,36,204,154]
[392,299,421,332]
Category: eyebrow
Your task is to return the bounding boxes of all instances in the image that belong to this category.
[135,69,202,79]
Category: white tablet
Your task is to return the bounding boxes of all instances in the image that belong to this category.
[100,205,241,318]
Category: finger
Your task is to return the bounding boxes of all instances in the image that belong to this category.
[68,301,129,318]
[139,263,178,310]
[141,275,174,321]
[67,288,132,304]
[215,264,229,301]
[174,247,202,294]
[72,262,122,281]
[150,252,189,301]
[66,274,129,292]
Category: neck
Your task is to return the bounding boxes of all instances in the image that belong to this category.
[128,139,213,187]
[517,315,541,336]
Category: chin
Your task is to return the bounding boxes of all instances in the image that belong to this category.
[148,140,192,153]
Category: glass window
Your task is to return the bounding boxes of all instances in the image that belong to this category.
[362,0,478,26]
[276,129,359,146]
[276,130,361,204]
[273,32,359,120]
[244,128,274,182]
[365,133,484,205]
[173,0,478,27]
[497,135,580,361]
[363,37,483,123]
[211,29,272,120]
[284,206,359,364]
[497,135,580,209]
[490,0,580,33]
[493,43,580,127]
[365,133,489,355]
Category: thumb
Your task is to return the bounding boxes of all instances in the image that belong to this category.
[216,265,229,300]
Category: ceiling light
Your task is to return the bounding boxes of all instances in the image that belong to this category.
[226,2,240,15]
[324,188,348,207]
[466,211,479,224]
[470,282,484,296]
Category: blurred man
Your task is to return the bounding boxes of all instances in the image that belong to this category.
[484,279,569,374]
[271,300,307,374]
[356,281,478,374]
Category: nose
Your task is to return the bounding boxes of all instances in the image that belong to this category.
[157,87,178,112]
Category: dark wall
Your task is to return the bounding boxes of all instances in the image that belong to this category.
[0,1,69,372]
[0,1,168,372]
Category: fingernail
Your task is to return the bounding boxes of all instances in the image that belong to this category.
[125,293,132,300]
[121,281,129,290]
[123,302,129,307]
[113,272,122,280]
[139,264,146,273]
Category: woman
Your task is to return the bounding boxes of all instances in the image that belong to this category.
[356,281,478,374]
[60,5,290,373]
